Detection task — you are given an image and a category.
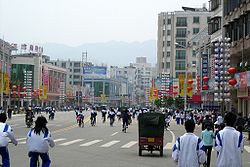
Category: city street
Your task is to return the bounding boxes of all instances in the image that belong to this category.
[4,111,250,167]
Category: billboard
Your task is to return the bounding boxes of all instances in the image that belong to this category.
[83,66,107,75]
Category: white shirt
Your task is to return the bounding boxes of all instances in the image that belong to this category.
[172,133,206,167]
[27,129,55,153]
[0,122,17,147]
[215,127,243,167]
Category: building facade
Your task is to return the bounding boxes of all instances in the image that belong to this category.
[157,6,211,79]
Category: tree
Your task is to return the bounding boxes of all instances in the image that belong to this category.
[175,97,184,109]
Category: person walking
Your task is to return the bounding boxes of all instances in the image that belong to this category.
[172,120,206,167]
[26,116,55,167]
[201,124,214,167]
[215,112,244,167]
[0,113,18,167]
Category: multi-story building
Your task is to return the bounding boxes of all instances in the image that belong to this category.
[157,6,211,80]
[131,57,154,106]
[0,39,13,109]
[223,0,250,117]
[11,53,66,107]
[49,59,84,105]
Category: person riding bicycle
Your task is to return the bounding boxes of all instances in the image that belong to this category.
[122,108,129,132]
[108,108,116,126]
[26,116,55,167]
[77,111,84,127]
[101,107,107,123]
[0,113,18,167]
[90,108,97,126]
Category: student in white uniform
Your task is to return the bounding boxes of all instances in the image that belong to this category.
[0,113,18,167]
[26,116,55,167]
[172,119,206,167]
[215,112,243,167]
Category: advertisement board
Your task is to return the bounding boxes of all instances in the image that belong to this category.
[83,66,107,75]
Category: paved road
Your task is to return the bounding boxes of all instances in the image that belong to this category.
[5,112,250,167]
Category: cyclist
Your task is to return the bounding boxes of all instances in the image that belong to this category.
[26,116,55,167]
[108,108,116,126]
[77,111,84,127]
[0,113,18,167]
[90,107,97,126]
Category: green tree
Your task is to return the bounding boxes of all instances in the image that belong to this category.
[175,97,184,109]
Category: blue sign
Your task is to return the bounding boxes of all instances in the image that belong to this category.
[202,54,209,78]
[83,66,107,75]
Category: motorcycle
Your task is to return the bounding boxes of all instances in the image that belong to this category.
[26,116,33,128]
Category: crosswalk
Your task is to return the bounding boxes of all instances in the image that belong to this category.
[14,137,250,153]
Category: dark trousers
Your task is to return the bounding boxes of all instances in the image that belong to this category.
[0,147,10,167]
[29,152,51,167]
[204,146,212,167]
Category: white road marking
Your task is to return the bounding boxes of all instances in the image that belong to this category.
[80,140,102,147]
[100,140,120,147]
[19,141,26,144]
[169,129,176,143]
[164,143,174,150]
[60,139,84,146]
[10,124,20,127]
[121,141,137,148]
[54,138,66,142]
[111,132,118,136]
[16,138,26,141]
[245,146,250,153]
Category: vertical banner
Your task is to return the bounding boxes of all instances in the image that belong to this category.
[4,73,9,94]
[239,72,247,88]
[43,65,49,100]
[187,73,193,97]
[149,87,153,102]
[179,74,185,97]
[0,72,2,93]
[202,54,209,87]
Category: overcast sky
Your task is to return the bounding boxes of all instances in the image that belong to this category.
[0,0,208,46]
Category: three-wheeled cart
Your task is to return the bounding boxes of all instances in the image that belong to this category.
[138,112,165,156]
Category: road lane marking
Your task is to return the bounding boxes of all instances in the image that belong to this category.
[100,140,120,147]
[54,138,66,142]
[169,129,176,144]
[245,146,250,153]
[60,139,84,146]
[80,140,102,146]
[164,143,174,150]
[121,141,137,148]
[16,138,26,141]
[111,132,118,136]
[19,141,26,144]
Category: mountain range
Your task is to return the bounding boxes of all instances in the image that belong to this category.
[42,40,157,67]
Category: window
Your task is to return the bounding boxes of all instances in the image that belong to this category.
[193,28,200,34]
[162,41,165,47]
[176,39,186,48]
[162,62,164,69]
[70,69,72,72]
[162,51,165,58]
[166,62,170,69]
[176,28,187,37]
[74,69,80,73]
[192,50,196,57]
[167,41,170,46]
[193,17,200,23]
[69,75,72,78]
[167,30,171,35]
[61,62,66,68]
[175,61,186,70]
[69,81,72,85]
[192,61,196,66]
[210,0,221,11]
[163,19,165,25]
[74,62,80,67]
[167,18,171,24]
[73,75,80,79]
[176,17,187,26]
[207,17,211,23]
[176,50,186,59]
[167,52,170,57]
[192,72,196,79]
[208,17,221,35]
[247,13,250,36]
[70,62,72,66]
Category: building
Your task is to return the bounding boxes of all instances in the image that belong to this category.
[11,53,66,107]
[157,5,211,80]
[223,0,250,117]
[0,39,14,109]
[49,59,84,106]
[131,57,154,106]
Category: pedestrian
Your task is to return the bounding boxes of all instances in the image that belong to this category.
[201,124,214,167]
[202,115,213,131]
[235,112,245,133]
[180,111,184,125]
[26,116,55,167]
[7,106,12,120]
[176,111,180,125]
[215,112,244,167]
[172,120,206,167]
[0,113,18,167]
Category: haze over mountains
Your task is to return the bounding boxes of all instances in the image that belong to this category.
[42,40,156,67]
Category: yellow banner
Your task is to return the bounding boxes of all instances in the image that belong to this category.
[43,86,48,100]
[4,73,9,94]
[39,85,43,100]
[149,87,153,102]
[179,74,185,97]
[187,73,193,97]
